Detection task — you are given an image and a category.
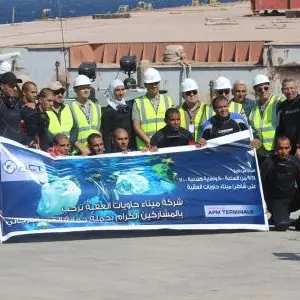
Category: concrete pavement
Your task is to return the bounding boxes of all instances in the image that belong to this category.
[0,229,300,300]
[1,2,300,47]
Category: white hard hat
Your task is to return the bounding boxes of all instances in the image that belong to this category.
[181,78,199,93]
[73,75,91,88]
[214,76,232,90]
[253,74,269,87]
[143,67,161,84]
[0,61,12,74]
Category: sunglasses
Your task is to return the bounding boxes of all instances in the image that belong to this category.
[216,89,230,95]
[54,89,65,95]
[257,86,269,93]
[185,90,198,96]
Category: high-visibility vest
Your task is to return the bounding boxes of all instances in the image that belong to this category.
[135,95,173,149]
[178,103,205,141]
[204,101,244,121]
[248,95,281,151]
[69,100,101,146]
[46,105,73,137]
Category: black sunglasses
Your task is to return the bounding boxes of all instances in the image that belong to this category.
[217,89,230,95]
[185,90,198,96]
[257,86,269,93]
[54,89,65,95]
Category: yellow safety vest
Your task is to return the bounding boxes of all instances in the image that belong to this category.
[46,105,73,137]
[178,103,205,141]
[204,101,244,121]
[248,95,281,151]
[69,100,101,146]
[135,95,173,149]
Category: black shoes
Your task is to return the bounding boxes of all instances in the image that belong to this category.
[275,222,290,232]
[295,218,300,231]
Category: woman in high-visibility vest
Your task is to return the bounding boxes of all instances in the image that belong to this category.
[178,78,205,142]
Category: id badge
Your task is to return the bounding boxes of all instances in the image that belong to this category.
[189,124,195,133]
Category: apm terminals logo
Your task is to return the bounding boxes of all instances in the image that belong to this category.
[2,160,45,174]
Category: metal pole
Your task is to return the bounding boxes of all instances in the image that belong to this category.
[57,0,69,96]
[12,7,15,24]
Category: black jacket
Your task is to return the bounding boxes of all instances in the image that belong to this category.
[276,95,300,153]
[202,114,248,140]
[20,105,52,150]
[101,100,136,153]
[151,126,194,148]
[260,155,300,200]
[0,93,29,144]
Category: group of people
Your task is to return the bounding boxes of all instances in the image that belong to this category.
[1,65,300,231]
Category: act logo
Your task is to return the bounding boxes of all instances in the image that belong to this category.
[2,160,18,174]
[2,160,45,174]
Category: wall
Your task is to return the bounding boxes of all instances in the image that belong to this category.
[1,47,277,107]
[16,48,70,90]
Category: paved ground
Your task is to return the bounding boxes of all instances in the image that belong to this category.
[1,2,300,47]
[0,228,300,300]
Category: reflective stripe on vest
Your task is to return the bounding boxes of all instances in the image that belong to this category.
[135,95,173,149]
[69,100,101,145]
[204,101,243,120]
[179,104,205,141]
[248,95,280,151]
[47,106,73,136]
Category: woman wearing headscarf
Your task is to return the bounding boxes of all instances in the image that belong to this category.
[101,79,136,153]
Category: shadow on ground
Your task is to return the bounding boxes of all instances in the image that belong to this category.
[3,229,259,244]
[273,252,300,261]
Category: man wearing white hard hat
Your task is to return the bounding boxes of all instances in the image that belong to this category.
[204,76,246,121]
[132,67,173,150]
[69,75,102,155]
[46,81,73,144]
[178,78,205,141]
[248,74,283,165]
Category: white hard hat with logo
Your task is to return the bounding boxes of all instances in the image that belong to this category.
[73,75,91,88]
[253,74,270,87]
[214,76,232,90]
[143,67,161,84]
[181,78,199,92]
